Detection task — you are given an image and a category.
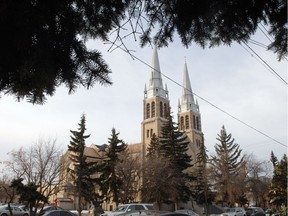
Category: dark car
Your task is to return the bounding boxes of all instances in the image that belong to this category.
[246,207,265,216]
[40,210,75,216]
[38,206,64,216]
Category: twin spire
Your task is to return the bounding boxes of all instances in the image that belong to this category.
[145,49,168,99]
[144,48,199,113]
[179,61,199,113]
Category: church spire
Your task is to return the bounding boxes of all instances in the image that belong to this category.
[179,62,199,112]
[145,49,168,99]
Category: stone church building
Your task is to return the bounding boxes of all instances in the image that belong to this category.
[56,49,205,211]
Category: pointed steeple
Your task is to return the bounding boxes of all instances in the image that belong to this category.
[180,62,198,112]
[146,49,168,99]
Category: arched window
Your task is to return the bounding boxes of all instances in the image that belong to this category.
[147,129,149,138]
[193,115,196,129]
[196,116,199,130]
[185,115,189,129]
[164,103,167,117]
[180,116,184,130]
[150,129,153,137]
[160,101,163,117]
[151,101,155,117]
[146,103,150,119]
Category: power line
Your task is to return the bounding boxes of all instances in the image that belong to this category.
[242,42,288,86]
[259,24,273,43]
[258,23,288,61]
[107,41,287,148]
[239,43,281,78]
[248,39,267,49]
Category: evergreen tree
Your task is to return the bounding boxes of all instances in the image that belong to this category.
[141,154,174,209]
[97,128,127,207]
[146,133,160,157]
[1,1,285,103]
[192,142,213,215]
[67,114,99,216]
[210,125,244,206]
[158,113,193,206]
[142,133,173,208]
[269,152,287,214]
[10,178,47,216]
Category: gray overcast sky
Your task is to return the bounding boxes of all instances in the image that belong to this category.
[0,29,287,167]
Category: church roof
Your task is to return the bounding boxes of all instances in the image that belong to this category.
[145,49,168,99]
[179,62,199,113]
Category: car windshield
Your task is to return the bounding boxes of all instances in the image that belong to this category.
[225,208,236,213]
[114,206,127,212]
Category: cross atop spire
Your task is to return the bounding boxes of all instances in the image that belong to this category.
[145,49,168,99]
[179,62,199,112]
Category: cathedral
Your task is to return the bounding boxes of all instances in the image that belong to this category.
[55,49,205,211]
[140,48,204,164]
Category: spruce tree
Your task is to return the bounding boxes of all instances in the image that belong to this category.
[192,142,213,215]
[97,128,127,207]
[210,125,244,206]
[269,152,287,214]
[146,133,160,157]
[158,113,193,206]
[67,114,99,216]
[142,134,173,208]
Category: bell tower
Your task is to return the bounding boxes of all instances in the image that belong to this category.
[141,49,170,158]
[178,62,204,162]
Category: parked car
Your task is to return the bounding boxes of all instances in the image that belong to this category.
[264,209,279,216]
[101,204,154,216]
[38,206,64,216]
[174,210,199,216]
[40,210,76,216]
[221,208,246,216]
[245,207,265,216]
[158,213,191,216]
[0,205,29,216]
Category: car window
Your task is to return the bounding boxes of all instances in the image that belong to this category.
[115,206,127,212]
[135,205,145,210]
[145,205,154,210]
[60,211,73,216]
[48,211,61,216]
[226,208,235,212]
[127,205,136,211]
[14,207,21,212]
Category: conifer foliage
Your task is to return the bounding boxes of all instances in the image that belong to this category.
[68,114,99,216]
[0,0,286,103]
[269,152,287,214]
[97,128,127,207]
[142,114,193,207]
[192,141,213,211]
[210,125,244,206]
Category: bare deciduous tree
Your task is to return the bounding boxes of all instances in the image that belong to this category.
[244,153,271,207]
[116,150,142,204]
[5,137,63,209]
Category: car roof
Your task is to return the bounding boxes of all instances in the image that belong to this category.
[42,210,74,215]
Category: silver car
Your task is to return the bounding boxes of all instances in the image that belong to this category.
[0,205,29,216]
[221,208,246,216]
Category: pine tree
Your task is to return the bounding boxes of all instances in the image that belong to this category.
[210,125,244,206]
[67,114,99,216]
[97,128,127,207]
[158,113,193,206]
[269,153,287,214]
